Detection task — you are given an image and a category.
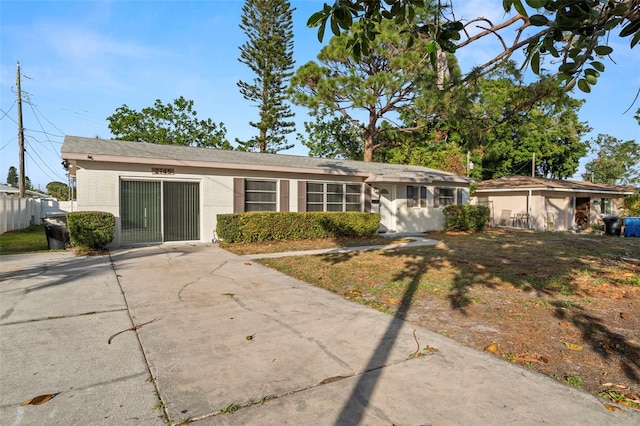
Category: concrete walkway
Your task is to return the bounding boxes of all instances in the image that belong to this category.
[2,243,639,425]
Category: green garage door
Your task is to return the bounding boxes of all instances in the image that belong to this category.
[163,181,199,241]
[120,180,199,244]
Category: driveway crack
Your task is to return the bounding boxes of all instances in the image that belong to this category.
[177,261,228,302]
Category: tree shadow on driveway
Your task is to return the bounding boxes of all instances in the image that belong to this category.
[295,230,640,423]
[332,251,429,424]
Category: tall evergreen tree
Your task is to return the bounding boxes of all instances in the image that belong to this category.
[6,166,18,187]
[237,0,296,153]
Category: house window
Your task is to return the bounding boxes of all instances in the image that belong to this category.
[434,187,456,207]
[406,186,428,208]
[245,180,277,212]
[306,182,362,212]
[600,198,612,215]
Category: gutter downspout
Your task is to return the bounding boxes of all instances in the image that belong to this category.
[528,189,532,229]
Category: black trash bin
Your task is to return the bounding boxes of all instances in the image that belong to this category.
[43,214,70,249]
[602,216,623,236]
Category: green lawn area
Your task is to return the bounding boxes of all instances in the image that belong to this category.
[0,225,50,255]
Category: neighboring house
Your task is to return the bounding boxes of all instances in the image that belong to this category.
[0,183,46,198]
[472,176,635,231]
[0,184,69,233]
[61,136,473,247]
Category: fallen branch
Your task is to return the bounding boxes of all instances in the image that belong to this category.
[108,318,158,344]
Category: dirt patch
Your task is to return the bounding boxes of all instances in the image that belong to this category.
[220,235,410,255]
[241,229,640,410]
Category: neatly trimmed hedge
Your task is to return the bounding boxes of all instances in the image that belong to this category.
[216,212,381,243]
[67,211,115,250]
[443,205,490,232]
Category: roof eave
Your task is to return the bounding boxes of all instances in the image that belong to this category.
[475,187,634,195]
[62,152,371,178]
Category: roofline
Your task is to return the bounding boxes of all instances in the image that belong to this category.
[365,176,471,184]
[63,152,369,178]
[475,187,634,195]
[63,151,473,185]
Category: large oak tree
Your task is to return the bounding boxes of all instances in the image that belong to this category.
[308,0,639,92]
[107,97,230,148]
[582,134,640,185]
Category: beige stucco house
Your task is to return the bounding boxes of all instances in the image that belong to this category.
[472,176,635,231]
[61,136,473,247]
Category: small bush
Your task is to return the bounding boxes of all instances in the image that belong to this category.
[216,212,380,243]
[443,205,490,232]
[67,211,115,250]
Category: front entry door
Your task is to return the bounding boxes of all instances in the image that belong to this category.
[575,197,590,228]
[375,185,395,232]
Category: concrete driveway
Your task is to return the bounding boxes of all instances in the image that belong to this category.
[2,243,639,425]
[0,252,164,425]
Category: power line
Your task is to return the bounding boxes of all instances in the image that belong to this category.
[24,136,66,182]
[0,138,16,151]
[27,101,62,156]
[24,147,61,184]
[33,103,66,136]
[1,108,18,125]
[0,102,16,121]
[21,128,64,137]
[27,136,63,145]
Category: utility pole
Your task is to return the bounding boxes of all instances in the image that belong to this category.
[466,150,470,177]
[531,152,535,177]
[16,61,25,197]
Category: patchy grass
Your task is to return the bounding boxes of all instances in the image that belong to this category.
[234,228,640,407]
[0,225,50,255]
[220,235,412,256]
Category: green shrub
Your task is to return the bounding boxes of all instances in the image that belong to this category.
[623,193,640,216]
[216,212,380,243]
[443,205,490,232]
[216,214,243,242]
[67,211,115,250]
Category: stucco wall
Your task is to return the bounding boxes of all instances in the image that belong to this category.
[74,161,377,246]
[474,191,529,227]
[395,184,469,233]
[543,196,570,231]
[75,166,121,246]
[472,190,628,232]
[73,160,470,245]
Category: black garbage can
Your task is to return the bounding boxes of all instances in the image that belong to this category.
[602,216,623,236]
[43,214,70,249]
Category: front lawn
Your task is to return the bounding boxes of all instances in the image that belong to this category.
[0,225,49,255]
[226,228,640,410]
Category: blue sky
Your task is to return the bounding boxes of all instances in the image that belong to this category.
[1,0,639,190]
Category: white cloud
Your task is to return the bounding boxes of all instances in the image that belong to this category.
[42,25,154,61]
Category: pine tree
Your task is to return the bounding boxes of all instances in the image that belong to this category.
[237,0,295,153]
[6,166,18,187]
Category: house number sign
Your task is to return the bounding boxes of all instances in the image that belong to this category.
[152,168,175,175]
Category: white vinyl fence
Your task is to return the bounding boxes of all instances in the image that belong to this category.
[0,194,76,234]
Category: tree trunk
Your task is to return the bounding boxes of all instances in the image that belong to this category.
[363,134,374,162]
